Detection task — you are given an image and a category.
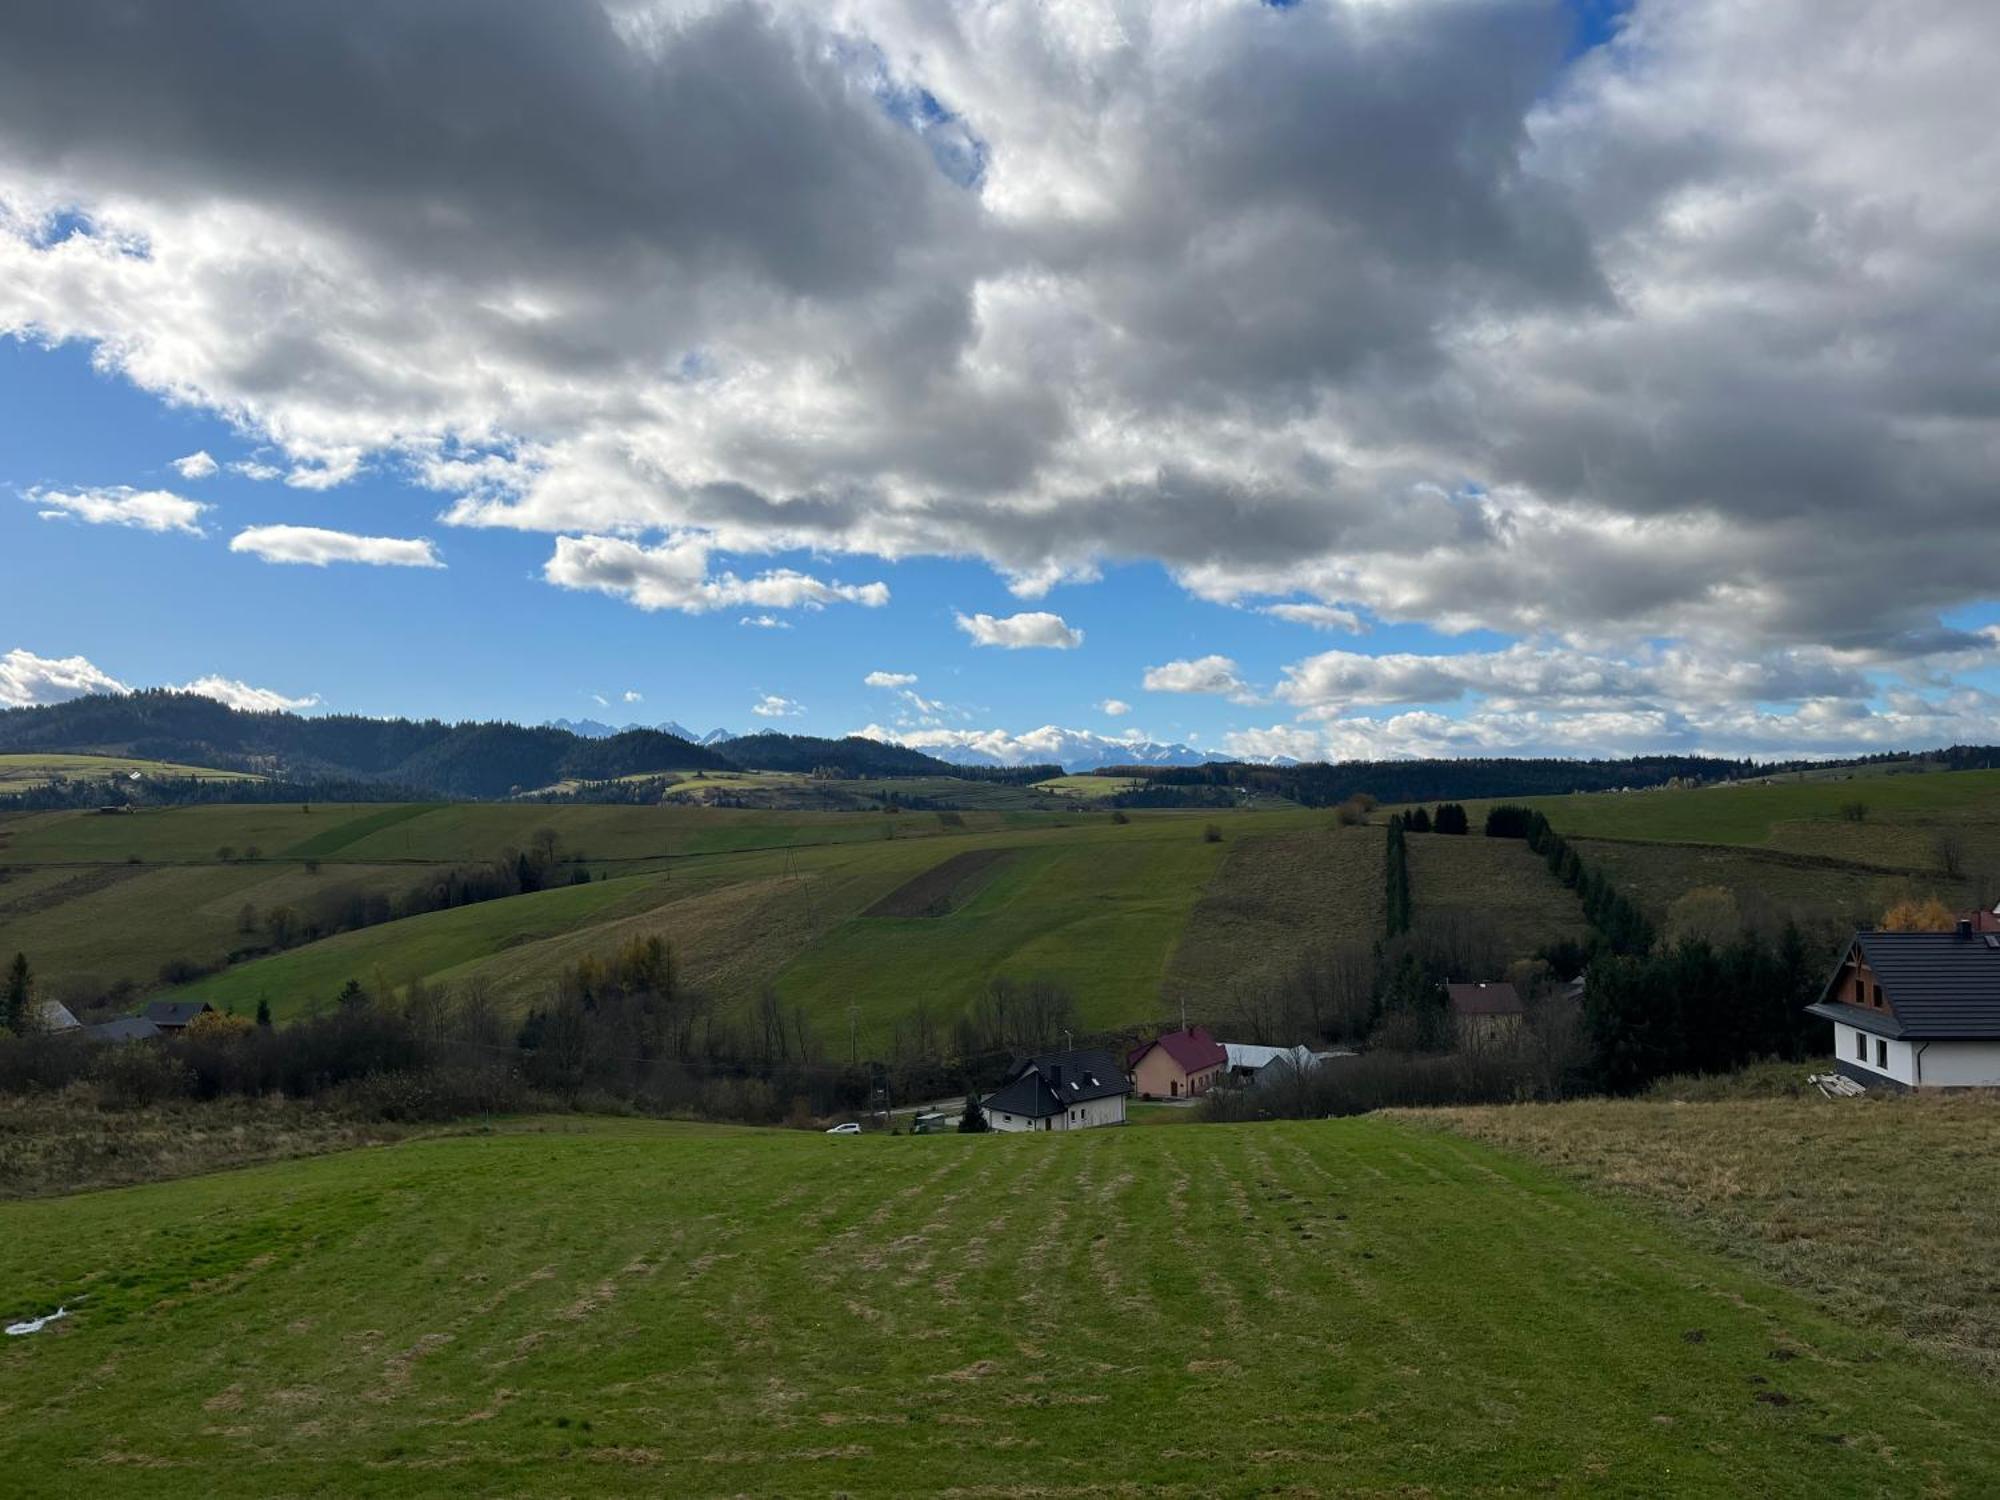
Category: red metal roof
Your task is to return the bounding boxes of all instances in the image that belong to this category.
[1128,1025,1226,1074]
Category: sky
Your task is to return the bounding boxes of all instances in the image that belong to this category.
[4,0,2000,765]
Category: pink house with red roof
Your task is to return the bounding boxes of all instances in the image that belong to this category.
[1126,1026,1226,1100]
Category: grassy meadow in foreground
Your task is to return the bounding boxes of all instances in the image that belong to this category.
[1420,1089,2000,1383]
[3,1115,1996,1497]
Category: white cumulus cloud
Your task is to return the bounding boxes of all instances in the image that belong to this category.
[544,534,886,614]
[171,450,218,479]
[1262,602,1363,634]
[0,648,129,707]
[31,485,207,535]
[1143,655,1257,702]
[1098,698,1131,717]
[229,525,442,568]
[954,610,1082,650]
[174,675,320,712]
[865,670,918,688]
[750,693,805,718]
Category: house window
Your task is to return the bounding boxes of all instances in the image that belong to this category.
[1855,1029,1866,1060]
[1853,975,1866,1004]
[1876,1038,1888,1069]
[1873,984,1883,1007]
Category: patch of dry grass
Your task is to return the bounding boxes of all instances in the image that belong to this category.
[1414,1089,2000,1380]
[1163,825,1383,1004]
[0,1091,421,1200]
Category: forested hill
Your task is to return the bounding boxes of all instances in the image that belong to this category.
[0,693,973,798]
[1112,755,1773,808]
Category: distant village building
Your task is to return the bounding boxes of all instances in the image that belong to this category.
[82,1016,162,1043]
[1127,1026,1226,1099]
[1447,982,1524,1047]
[141,1000,214,1034]
[34,1000,80,1033]
[1225,1043,1354,1087]
[1807,927,2000,1089]
[982,1048,1131,1132]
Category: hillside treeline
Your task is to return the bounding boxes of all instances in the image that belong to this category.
[0,693,981,799]
[1113,754,1775,808]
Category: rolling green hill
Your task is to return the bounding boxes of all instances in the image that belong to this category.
[13,762,2000,1046]
[0,752,260,791]
[1,1115,1994,1495]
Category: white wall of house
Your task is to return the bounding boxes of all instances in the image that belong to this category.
[1834,1022,1916,1086]
[1915,1040,2000,1087]
[1049,1094,1125,1130]
[1834,1024,2000,1087]
[983,1094,1127,1132]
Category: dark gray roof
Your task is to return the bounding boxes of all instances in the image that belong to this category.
[1806,931,2000,1040]
[82,1016,162,1043]
[1447,981,1522,1017]
[142,1000,213,1026]
[982,1048,1130,1119]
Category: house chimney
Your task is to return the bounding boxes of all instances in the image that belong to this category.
[1958,917,1973,940]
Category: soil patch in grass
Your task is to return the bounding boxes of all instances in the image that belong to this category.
[863,848,1016,917]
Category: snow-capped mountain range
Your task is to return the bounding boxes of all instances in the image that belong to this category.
[546,717,1249,772]
[545,718,735,745]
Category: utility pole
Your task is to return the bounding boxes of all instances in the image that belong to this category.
[849,1002,859,1066]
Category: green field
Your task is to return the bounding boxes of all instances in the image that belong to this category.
[2,1114,1995,1495]
[0,797,1311,1039]
[1404,830,1590,961]
[0,753,259,791]
[1031,773,1142,799]
[15,762,2000,1044]
[1163,825,1384,1004]
[1502,766,2000,854]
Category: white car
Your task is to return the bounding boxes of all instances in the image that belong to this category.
[825,1121,862,1135]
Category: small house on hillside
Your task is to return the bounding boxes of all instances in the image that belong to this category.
[82,1016,162,1043]
[35,1000,80,1033]
[1806,927,2000,1089]
[1127,1026,1226,1099]
[142,1000,214,1034]
[1447,982,1523,1047]
[982,1048,1131,1132]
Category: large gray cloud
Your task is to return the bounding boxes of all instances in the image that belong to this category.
[2,0,1999,727]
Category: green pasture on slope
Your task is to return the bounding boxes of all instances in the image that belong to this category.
[0,753,260,791]
[158,872,678,1019]
[775,825,1248,1038]
[1404,830,1591,959]
[0,802,409,865]
[1,1116,1995,1496]
[0,861,433,996]
[1496,766,2000,850]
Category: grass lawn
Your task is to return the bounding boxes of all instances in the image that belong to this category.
[1,1115,1995,1495]
[0,753,260,791]
[1418,1091,2000,1382]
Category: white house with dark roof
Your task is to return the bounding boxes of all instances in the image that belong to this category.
[1806,926,2000,1089]
[980,1047,1130,1132]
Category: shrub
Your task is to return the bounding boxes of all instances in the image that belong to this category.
[1203,822,1224,843]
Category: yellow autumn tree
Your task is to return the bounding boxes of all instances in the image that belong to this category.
[1880,897,1957,932]
[186,1009,255,1040]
